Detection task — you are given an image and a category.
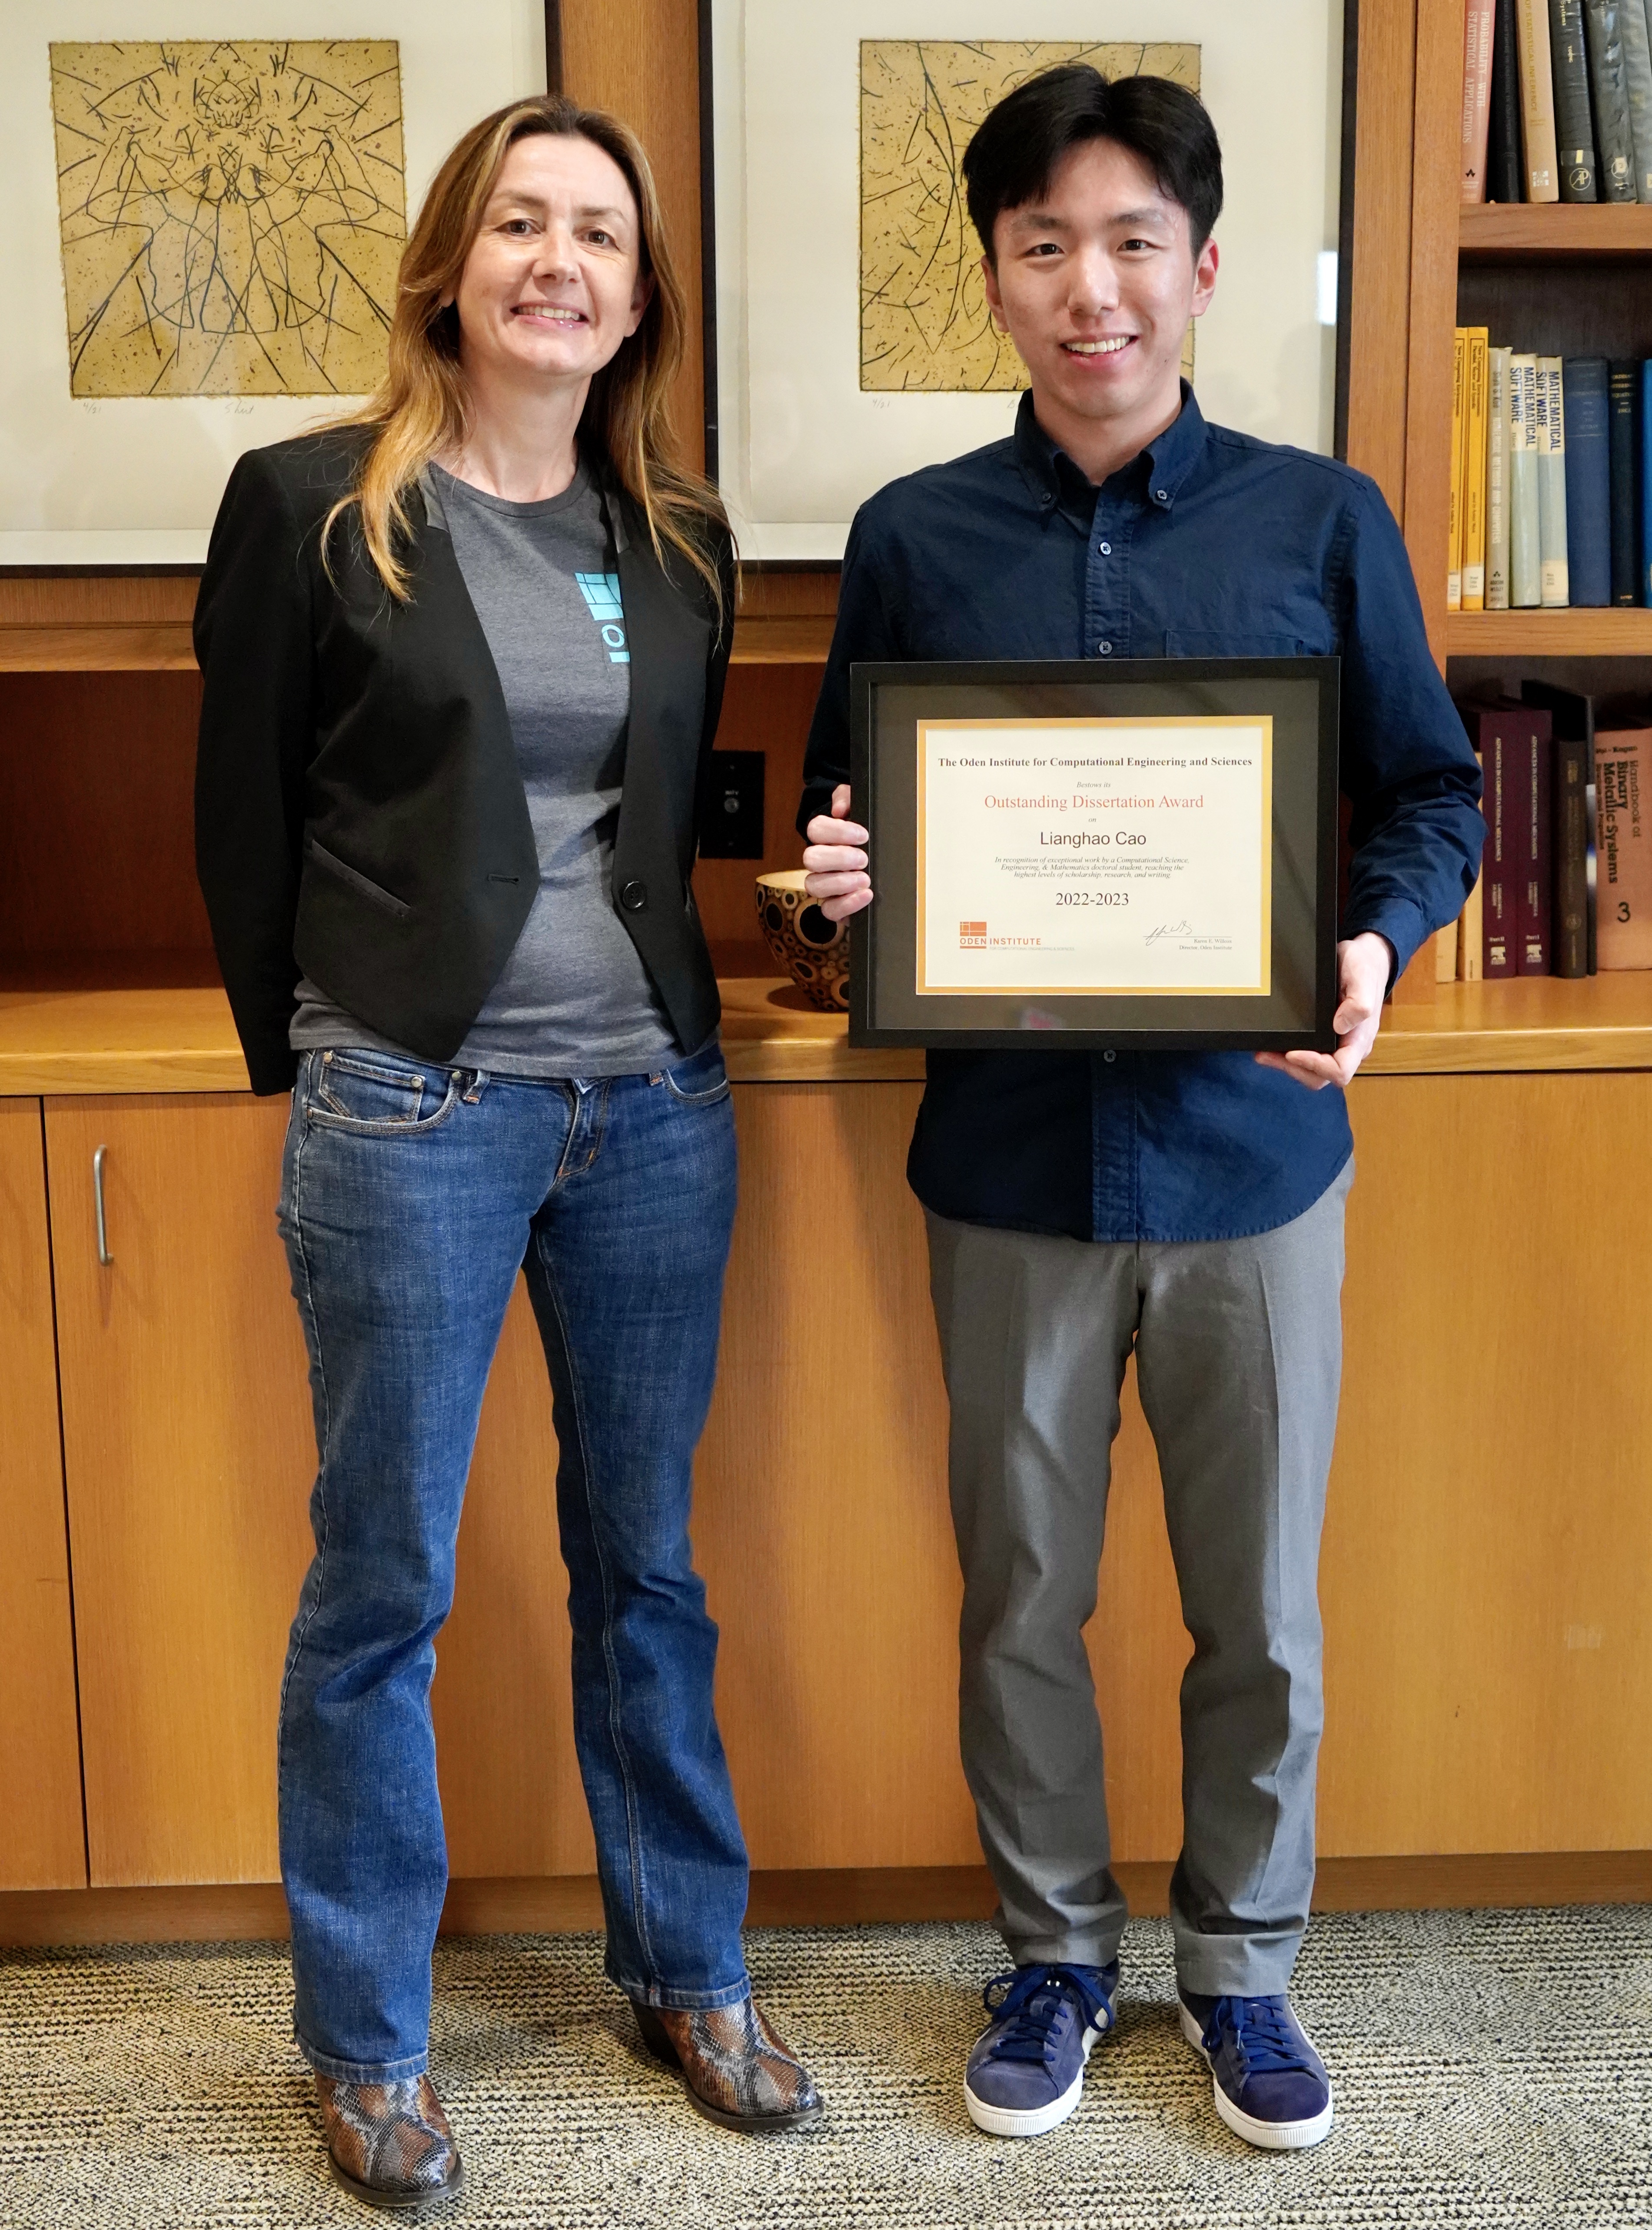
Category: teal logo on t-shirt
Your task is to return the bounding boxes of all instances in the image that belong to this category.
[575,571,629,663]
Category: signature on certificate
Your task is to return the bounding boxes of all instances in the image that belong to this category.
[1144,920,1192,945]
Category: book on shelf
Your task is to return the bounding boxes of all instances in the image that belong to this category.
[1595,723,1652,966]
[1609,361,1643,605]
[1449,329,1466,611]
[1465,330,1490,609]
[1488,0,1528,199]
[1488,346,1514,609]
[1551,0,1600,196]
[1510,353,1543,606]
[1463,0,1499,199]
[1621,0,1652,198]
[1463,703,1522,974]
[1517,710,1555,971]
[1582,0,1639,200]
[1564,356,1611,608]
[1644,362,1652,599]
[1523,680,1597,975]
[1474,0,1652,199]
[1536,356,1571,606]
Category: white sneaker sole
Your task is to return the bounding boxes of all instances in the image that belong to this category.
[964,2020,1104,2138]
[1177,2001,1335,2151]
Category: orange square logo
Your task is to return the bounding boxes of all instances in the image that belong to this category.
[960,921,987,947]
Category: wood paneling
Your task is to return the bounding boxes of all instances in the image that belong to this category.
[692,1083,1188,1870]
[1345,0,1419,513]
[561,0,705,475]
[1462,202,1652,256]
[45,1095,315,1884]
[1456,259,1652,362]
[10,1848,1651,1946]
[1402,0,1468,669]
[0,674,211,959]
[1449,609,1652,655]
[691,663,818,952]
[1322,1072,1652,1853]
[0,1101,87,1888]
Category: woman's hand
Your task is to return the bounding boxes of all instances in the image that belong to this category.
[1255,932,1393,1091]
[802,783,874,922]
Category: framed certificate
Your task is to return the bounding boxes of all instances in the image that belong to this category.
[848,658,1340,1052]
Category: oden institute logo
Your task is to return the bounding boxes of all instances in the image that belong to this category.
[960,920,987,947]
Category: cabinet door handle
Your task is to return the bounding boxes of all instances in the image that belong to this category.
[93,1144,112,1266]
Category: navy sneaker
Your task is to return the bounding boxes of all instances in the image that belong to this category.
[964,1961,1118,2137]
[1178,1989,1335,2150]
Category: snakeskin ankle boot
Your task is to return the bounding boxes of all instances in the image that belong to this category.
[315,2074,465,2210]
[632,1994,824,2132]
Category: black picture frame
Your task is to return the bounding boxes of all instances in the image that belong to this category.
[848,657,1341,1054]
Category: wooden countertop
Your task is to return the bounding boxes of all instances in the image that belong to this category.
[6,971,1652,1095]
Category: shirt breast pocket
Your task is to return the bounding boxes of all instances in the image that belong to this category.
[1162,629,1330,659]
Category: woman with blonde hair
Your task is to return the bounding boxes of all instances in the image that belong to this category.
[195,93,821,2208]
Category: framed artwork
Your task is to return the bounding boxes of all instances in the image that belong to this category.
[706,2,1348,562]
[849,658,1340,1052]
[0,2,555,566]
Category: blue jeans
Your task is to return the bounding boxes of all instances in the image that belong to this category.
[275,1038,750,2081]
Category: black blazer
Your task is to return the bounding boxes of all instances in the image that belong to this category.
[194,428,735,1095]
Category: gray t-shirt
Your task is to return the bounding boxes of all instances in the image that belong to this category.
[291,456,678,1076]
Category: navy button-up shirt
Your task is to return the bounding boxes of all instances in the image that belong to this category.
[799,389,1484,1243]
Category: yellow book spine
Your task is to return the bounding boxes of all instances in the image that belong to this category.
[1436,919,1460,981]
[1448,328,1466,612]
[1462,327,1489,611]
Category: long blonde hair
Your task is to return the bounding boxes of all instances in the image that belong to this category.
[323,94,726,613]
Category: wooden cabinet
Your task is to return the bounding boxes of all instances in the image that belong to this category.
[21,1065,1652,1900]
[0,1099,86,1887]
[44,1095,314,1884]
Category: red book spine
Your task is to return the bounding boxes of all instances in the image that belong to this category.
[1481,718,1519,976]
[1463,0,1498,201]
[1518,715,1554,972]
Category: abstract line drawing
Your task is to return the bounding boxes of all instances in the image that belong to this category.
[49,40,406,397]
[861,42,1200,393]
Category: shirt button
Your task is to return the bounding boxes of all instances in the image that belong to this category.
[619,879,648,912]
[1103,1049,1117,1063]
[1097,640,1113,656]
[1098,541,1112,556]
[1153,489,1169,504]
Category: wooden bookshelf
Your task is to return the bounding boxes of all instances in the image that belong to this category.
[0,566,840,672]
[1447,609,1652,654]
[1460,203,1652,260]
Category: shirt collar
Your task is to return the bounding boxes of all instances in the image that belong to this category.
[1013,381,1208,516]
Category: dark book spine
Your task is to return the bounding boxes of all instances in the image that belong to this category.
[1554,732,1591,973]
[1587,729,1599,970]
[1583,0,1640,197]
[1484,722,1519,975]
[1643,360,1652,602]
[1610,360,1642,602]
[1490,0,1529,196]
[1564,357,1613,606]
[1519,719,1555,971]
[1551,0,1602,195]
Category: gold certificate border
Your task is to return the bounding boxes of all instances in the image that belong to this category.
[915,716,1274,997]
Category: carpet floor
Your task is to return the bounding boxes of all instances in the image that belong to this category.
[0,1907,1647,2227]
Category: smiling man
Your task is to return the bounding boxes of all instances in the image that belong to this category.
[800,70,1481,2152]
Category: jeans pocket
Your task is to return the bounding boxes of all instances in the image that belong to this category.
[304,1048,462,1135]
[661,1042,731,1107]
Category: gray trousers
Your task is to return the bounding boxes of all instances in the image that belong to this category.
[926,1161,1351,1997]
